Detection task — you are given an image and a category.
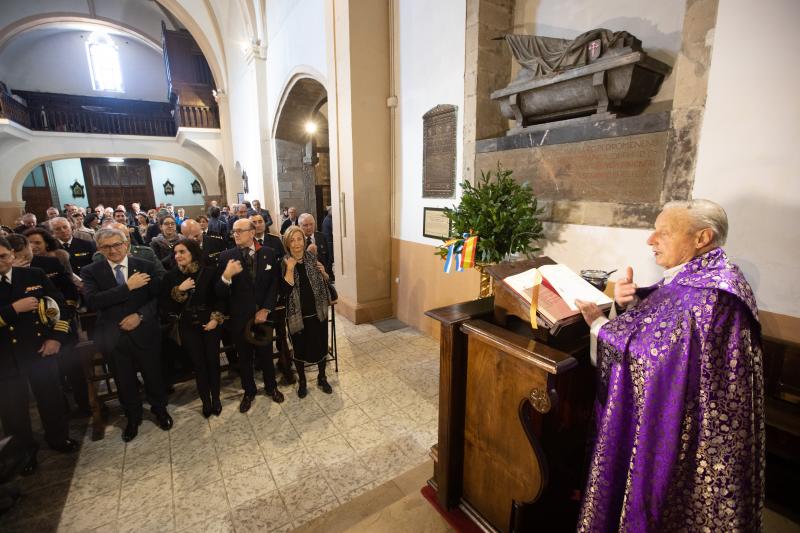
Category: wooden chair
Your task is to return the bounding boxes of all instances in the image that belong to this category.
[76,312,117,441]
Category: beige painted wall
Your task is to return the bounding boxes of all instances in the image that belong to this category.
[392,237,480,339]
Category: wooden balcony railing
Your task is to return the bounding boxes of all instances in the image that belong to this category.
[0,87,219,136]
[0,91,32,128]
[175,103,219,129]
[29,107,177,137]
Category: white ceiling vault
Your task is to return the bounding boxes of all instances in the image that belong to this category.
[0,0,266,93]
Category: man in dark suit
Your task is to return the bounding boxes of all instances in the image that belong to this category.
[250,214,284,261]
[206,206,226,237]
[250,213,294,384]
[0,237,78,475]
[249,200,273,230]
[81,228,172,442]
[174,219,228,269]
[216,218,284,412]
[91,223,167,281]
[280,206,298,234]
[49,217,96,275]
[298,213,332,276]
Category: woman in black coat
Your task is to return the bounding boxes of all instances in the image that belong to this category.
[160,239,225,417]
[281,226,332,398]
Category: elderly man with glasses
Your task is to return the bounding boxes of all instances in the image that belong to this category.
[216,218,284,412]
[81,228,172,442]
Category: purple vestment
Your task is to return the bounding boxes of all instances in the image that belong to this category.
[578,248,764,532]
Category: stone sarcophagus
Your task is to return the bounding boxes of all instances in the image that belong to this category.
[492,29,671,135]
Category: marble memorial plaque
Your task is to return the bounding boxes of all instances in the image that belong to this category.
[423,105,457,198]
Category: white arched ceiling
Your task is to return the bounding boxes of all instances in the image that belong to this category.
[0,0,227,91]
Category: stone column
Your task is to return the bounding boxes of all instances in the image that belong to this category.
[326,0,393,323]
[463,0,514,183]
[662,0,719,202]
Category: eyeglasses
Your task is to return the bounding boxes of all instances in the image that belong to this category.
[98,242,126,251]
[231,229,254,235]
[0,252,12,260]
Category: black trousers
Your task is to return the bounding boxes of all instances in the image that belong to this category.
[0,356,69,451]
[58,344,90,411]
[233,325,277,395]
[179,322,221,407]
[106,334,167,420]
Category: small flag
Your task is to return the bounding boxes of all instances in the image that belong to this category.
[461,235,478,269]
[442,238,464,273]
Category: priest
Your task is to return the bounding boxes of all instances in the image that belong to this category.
[575,199,764,532]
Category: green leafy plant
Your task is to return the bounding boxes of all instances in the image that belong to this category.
[437,164,544,264]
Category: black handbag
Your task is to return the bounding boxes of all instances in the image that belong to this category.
[327,282,338,303]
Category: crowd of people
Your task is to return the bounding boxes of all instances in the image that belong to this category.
[0,199,336,477]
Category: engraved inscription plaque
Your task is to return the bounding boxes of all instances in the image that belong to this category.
[423,105,457,198]
[475,131,670,227]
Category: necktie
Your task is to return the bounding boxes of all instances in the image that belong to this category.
[62,241,70,251]
[114,264,125,286]
[0,274,10,299]
[241,248,255,281]
[257,238,263,246]
[306,236,312,247]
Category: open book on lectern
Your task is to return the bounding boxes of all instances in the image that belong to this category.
[501,264,613,328]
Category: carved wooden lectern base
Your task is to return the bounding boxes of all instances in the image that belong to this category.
[426,259,596,532]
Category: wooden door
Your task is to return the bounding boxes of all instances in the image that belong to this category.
[82,158,156,210]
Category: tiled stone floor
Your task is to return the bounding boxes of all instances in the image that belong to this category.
[0,314,441,532]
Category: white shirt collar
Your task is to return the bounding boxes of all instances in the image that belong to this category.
[107,255,129,272]
[2,268,12,284]
[663,262,686,284]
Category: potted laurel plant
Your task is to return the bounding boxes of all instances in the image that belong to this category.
[438,164,544,296]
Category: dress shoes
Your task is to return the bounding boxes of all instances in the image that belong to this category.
[211,398,222,416]
[266,387,285,403]
[202,404,213,419]
[317,377,333,394]
[297,382,308,399]
[20,451,38,476]
[122,418,142,442]
[152,409,174,431]
[239,393,255,413]
[49,438,79,454]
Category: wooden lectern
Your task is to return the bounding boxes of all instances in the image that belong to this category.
[425,258,596,532]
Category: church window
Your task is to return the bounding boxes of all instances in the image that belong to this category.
[86,32,124,93]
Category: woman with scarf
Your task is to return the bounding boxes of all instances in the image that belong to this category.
[281,225,332,398]
[149,215,184,267]
[160,239,225,417]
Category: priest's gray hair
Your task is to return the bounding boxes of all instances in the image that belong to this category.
[94,227,129,244]
[664,199,728,246]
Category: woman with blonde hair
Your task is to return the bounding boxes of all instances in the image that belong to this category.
[281,225,332,397]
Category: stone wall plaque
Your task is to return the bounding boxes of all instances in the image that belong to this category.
[423,105,457,198]
[475,130,670,228]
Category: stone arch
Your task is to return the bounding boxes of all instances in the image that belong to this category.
[0,14,162,53]
[12,154,211,203]
[272,73,330,222]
